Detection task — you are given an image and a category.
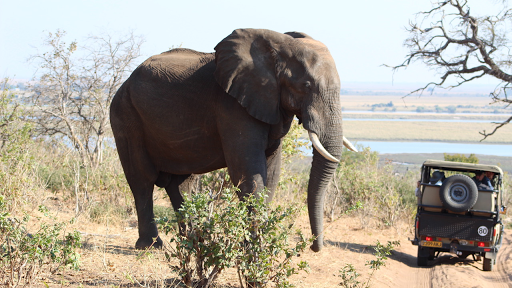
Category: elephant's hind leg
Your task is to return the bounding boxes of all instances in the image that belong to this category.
[114,136,161,249]
[132,181,161,249]
[158,173,195,236]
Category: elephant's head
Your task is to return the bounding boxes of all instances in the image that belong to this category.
[214,29,355,251]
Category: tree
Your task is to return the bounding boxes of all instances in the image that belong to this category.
[0,78,24,150]
[391,0,512,139]
[444,153,479,163]
[27,30,144,166]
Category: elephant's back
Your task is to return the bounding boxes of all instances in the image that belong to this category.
[138,48,215,82]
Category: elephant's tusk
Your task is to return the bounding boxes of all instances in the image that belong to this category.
[343,136,358,152]
[308,132,340,163]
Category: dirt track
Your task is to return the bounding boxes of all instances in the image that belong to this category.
[416,232,512,288]
[290,217,512,288]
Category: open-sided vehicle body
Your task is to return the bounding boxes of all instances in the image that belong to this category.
[412,160,507,271]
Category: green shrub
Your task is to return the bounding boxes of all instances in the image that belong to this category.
[0,195,81,287]
[327,147,417,228]
[281,119,310,163]
[338,240,400,288]
[157,189,311,288]
[153,205,175,221]
[444,153,479,164]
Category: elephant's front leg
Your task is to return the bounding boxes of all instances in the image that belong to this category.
[226,148,268,200]
[217,108,271,200]
[264,140,282,203]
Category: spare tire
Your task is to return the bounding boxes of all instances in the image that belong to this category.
[439,174,478,212]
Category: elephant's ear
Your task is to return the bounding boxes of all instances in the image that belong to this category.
[284,31,313,39]
[214,29,290,125]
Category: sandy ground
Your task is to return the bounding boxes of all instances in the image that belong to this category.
[31,204,511,288]
[290,218,512,288]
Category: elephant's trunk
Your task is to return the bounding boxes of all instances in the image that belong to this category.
[307,124,343,252]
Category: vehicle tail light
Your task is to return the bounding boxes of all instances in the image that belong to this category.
[484,248,491,252]
[478,242,485,247]
[493,229,496,237]
[426,236,433,241]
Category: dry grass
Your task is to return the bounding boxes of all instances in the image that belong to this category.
[344,120,512,143]
[341,94,508,114]
[341,94,493,107]
[340,94,512,143]
[343,112,507,121]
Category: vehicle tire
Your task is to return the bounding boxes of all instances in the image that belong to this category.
[483,257,495,271]
[439,174,478,212]
[417,247,429,267]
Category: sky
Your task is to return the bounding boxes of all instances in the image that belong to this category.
[0,0,506,90]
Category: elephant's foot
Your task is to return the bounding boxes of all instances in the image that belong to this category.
[135,236,163,250]
[310,239,323,252]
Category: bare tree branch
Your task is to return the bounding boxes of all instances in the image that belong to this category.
[479,115,512,139]
[387,0,512,139]
[26,30,144,166]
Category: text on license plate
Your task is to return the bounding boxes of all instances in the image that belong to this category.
[421,240,442,247]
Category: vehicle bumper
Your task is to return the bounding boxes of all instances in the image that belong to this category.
[411,238,500,254]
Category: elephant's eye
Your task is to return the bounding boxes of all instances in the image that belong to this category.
[304,81,311,89]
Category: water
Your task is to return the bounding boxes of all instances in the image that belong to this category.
[343,111,504,116]
[341,112,511,156]
[345,118,500,123]
[356,141,512,157]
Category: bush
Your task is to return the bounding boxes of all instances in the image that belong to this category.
[327,147,417,228]
[0,196,81,287]
[0,78,40,211]
[444,153,479,164]
[338,240,400,288]
[157,189,311,288]
[281,119,310,164]
[153,205,175,221]
[34,144,132,220]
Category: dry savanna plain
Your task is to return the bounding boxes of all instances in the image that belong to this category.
[341,94,512,143]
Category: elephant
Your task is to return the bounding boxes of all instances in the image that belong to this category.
[110,28,357,252]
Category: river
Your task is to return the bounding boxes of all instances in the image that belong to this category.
[343,111,505,116]
[356,141,512,157]
[342,112,511,157]
[346,118,502,123]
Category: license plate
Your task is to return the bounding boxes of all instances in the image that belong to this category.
[421,240,442,247]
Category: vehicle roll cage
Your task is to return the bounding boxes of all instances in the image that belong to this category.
[420,160,503,192]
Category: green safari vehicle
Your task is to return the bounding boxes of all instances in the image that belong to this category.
[411,160,507,271]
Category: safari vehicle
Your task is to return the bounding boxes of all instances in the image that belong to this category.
[412,160,507,271]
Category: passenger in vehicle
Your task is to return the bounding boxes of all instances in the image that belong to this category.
[472,171,492,190]
[485,171,495,190]
[415,180,421,204]
[430,171,445,185]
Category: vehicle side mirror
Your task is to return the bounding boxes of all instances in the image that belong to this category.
[500,206,507,215]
